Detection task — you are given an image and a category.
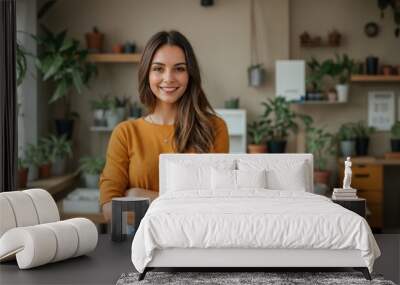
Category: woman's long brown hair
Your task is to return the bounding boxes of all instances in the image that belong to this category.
[139,30,216,153]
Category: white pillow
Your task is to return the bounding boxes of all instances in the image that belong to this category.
[211,168,267,190]
[238,159,308,191]
[166,160,235,192]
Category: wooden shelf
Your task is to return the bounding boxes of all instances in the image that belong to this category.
[87,53,141,63]
[351,75,400,82]
[26,171,80,201]
[300,41,340,48]
[291,101,346,105]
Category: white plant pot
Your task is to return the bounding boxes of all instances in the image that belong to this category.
[93,109,106,126]
[336,84,349,102]
[51,157,67,176]
[83,173,100,189]
[116,107,125,121]
[105,110,120,128]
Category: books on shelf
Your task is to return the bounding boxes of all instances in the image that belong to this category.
[332,188,358,200]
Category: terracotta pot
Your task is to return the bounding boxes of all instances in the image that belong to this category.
[85,32,104,53]
[112,44,124,53]
[314,170,331,185]
[248,144,267,154]
[381,65,392,76]
[39,163,52,179]
[18,168,29,188]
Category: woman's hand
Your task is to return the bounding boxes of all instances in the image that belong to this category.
[101,188,158,222]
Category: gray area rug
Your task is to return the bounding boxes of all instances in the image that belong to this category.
[116,271,396,285]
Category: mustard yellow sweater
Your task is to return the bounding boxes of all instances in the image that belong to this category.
[99,116,229,205]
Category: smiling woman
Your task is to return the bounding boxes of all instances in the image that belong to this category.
[99,31,229,221]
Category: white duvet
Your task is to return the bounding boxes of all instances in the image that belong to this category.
[131,190,380,273]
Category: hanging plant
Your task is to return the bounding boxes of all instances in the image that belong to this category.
[377,0,400,37]
[248,0,266,87]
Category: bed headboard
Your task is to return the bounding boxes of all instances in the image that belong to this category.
[159,154,313,195]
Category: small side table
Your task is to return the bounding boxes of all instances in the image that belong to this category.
[111,197,150,242]
[332,198,366,218]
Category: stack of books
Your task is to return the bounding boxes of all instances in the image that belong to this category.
[332,188,358,200]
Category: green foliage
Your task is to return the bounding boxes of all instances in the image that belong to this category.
[337,122,356,141]
[247,120,269,145]
[353,121,375,138]
[18,157,29,170]
[305,123,336,171]
[261,97,306,141]
[25,142,52,166]
[42,134,73,161]
[16,43,28,87]
[306,54,356,91]
[79,156,105,175]
[90,94,110,110]
[391,121,400,139]
[32,26,97,117]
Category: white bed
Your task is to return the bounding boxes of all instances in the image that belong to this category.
[131,154,380,280]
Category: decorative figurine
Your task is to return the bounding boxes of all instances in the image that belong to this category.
[343,156,352,189]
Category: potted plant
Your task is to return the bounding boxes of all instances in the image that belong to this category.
[334,54,355,102]
[90,94,109,126]
[104,97,121,128]
[25,143,42,181]
[17,157,29,188]
[390,121,400,152]
[306,57,324,100]
[44,134,73,176]
[79,156,106,189]
[247,120,268,153]
[306,124,336,187]
[37,138,53,179]
[353,121,375,156]
[261,97,300,153]
[130,101,143,119]
[224,97,240,109]
[115,96,129,121]
[33,27,97,139]
[248,64,266,87]
[337,123,356,157]
[85,26,104,53]
[328,29,342,46]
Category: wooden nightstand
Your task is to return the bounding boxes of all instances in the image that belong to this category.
[332,198,366,218]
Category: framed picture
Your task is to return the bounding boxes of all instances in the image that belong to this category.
[368,91,395,131]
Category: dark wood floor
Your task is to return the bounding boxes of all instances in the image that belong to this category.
[373,234,400,284]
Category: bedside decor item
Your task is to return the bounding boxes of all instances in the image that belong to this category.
[332,157,359,200]
[79,156,105,189]
[368,91,395,131]
[111,197,150,242]
[390,121,400,152]
[248,0,265,87]
[364,22,380,38]
[85,26,104,53]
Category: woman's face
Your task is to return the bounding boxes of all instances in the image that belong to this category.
[149,45,189,106]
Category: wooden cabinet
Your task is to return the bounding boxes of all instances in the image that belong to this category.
[338,158,400,231]
[338,162,383,229]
